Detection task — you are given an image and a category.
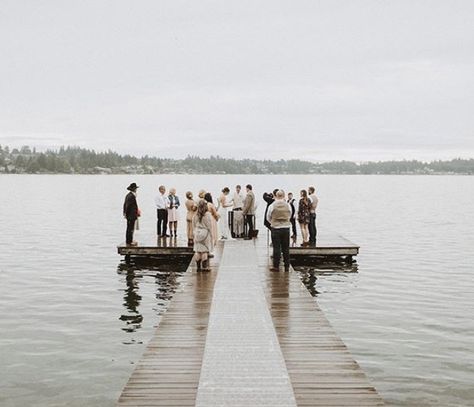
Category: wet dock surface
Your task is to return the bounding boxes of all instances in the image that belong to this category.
[118,238,383,406]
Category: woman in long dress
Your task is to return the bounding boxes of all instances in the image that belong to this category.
[204,192,219,251]
[167,188,180,237]
[185,191,197,246]
[192,200,213,271]
[217,187,232,239]
[297,189,311,246]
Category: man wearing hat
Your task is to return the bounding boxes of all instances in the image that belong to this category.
[123,183,140,246]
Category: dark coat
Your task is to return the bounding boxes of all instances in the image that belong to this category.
[168,194,180,209]
[288,198,296,220]
[123,192,138,219]
[263,192,275,230]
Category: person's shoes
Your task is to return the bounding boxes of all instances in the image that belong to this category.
[300,242,309,247]
[196,260,202,271]
[130,241,138,246]
[269,266,280,272]
[244,237,252,240]
[208,253,214,258]
[202,260,210,271]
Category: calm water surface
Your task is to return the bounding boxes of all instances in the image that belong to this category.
[0,174,473,406]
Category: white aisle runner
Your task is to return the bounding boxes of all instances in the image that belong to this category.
[196,240,297,407]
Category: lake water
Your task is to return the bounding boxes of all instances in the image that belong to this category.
[0,174,473,406]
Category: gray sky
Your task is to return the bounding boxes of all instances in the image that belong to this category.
[1,0,473,161]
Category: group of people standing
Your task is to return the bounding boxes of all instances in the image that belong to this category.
[273,186,318,246]
[182,184,257,271]
[265,186,318,272]
[155,185,180,238]
[122,182,318,272]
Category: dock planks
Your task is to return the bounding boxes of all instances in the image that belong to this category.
[118,237,383,406]
[257,242,384,406]
[117,244,223,406]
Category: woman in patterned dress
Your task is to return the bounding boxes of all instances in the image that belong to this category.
[297,189,311,246]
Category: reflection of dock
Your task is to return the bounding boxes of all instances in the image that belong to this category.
[117,239,384,406]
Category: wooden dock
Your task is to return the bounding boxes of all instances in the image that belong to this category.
[117,238,383,406]
[117,232,359,261]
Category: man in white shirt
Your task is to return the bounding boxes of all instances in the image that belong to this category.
[231,184,245,238]
[155,185,170,237]
[267,190,291,272]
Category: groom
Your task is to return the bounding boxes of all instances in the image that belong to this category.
[123,182,139,246]
[243,184,255,239]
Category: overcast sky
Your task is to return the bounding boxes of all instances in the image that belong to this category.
[1,0,473,161]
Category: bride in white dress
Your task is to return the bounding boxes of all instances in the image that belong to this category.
[217,187,232,239]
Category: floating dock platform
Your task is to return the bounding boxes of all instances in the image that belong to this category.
[117,236,383,406]
[117,231,359,262]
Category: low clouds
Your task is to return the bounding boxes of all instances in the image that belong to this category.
[1,0,473,160]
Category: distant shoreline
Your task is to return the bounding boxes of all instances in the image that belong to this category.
[1,145,473,175]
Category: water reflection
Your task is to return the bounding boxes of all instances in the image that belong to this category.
[119,270,143,332]
[293,258,358,297]
[155,236,192,249]
[117,257,191,337]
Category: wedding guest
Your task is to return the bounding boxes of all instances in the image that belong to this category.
[155,185,170,237]
[287,192,297,240]
[192,200,213,271]
[267,190,291,272]
[298,189,311,246]
[308,186,319,245]
[198,189,206,200]
[204,192,219,250]
[231,185,245,238]
[217,187,232,239]
[123,182,140,246]
[243,184,256,239]
[167,188,180,237]
[185,191,197,246]
[263,189,278,232]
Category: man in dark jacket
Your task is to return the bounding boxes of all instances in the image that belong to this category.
[263,189,278,231]
[123,183,139,245]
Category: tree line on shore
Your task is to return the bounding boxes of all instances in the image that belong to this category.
[0,145,473,175]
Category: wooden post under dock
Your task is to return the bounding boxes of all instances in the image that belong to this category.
[117,236,383,406]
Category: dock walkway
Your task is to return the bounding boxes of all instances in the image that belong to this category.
[196,240,296,406]
[118,239,383,406]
